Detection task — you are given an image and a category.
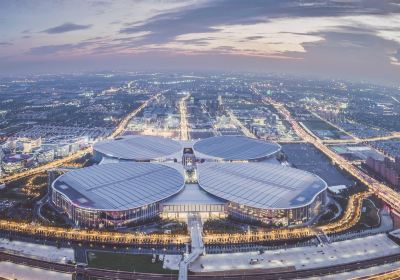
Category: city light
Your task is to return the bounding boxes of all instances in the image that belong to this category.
[1,1,400,278]
[179,93,190,141]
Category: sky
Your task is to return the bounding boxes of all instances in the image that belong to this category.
[0,0,400,85]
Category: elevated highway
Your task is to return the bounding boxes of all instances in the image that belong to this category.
[251,85,400,214]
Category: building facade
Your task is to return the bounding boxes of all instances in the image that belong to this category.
[227,191,326,226]
[51,189,161,227]
[50,135,328,228]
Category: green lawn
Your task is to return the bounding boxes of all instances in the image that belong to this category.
[87,251,178,274]
[359,199,380,227]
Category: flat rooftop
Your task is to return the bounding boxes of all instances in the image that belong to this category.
[193,135,281,161]
[94,135,182,161]
[53,162,185,211]
[198,162,327,209]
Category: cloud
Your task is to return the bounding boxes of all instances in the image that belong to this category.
[123,11,398,67]
[15,1,400,65]
[392,48,400,65]
[114,0,400,67]
[152,17,339,57]
[27,31,151,57]
[28,44,75,55]
[245,36,264,41]
[2,0,400,83]
[28,42,92,55]
[396,49,400,60]
[42,22,92,34]
[120,0,400,46]
[0,42,13,47]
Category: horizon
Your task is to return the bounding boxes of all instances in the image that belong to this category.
[1,6,400,276]
[0,69,399,89]
[1,0,400,85]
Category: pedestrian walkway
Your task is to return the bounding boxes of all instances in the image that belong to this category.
[74,247,87,263]
[178,213,204,280]
[315,228,330,245]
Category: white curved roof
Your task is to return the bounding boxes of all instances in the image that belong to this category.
[197,162,327,209]
[193,136,280,161]
[94,135,182,161]
[52,162,185,211]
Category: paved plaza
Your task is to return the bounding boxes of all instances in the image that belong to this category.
[0,238,74,263]
[190,234,400,272]
[0,262,72,280]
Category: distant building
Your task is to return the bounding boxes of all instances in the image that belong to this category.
[2,139,17,153]
[366,156,400,187]
[16,137,42,153]
[54,144,70,158]
[36,148,55,164]
[2,154,34,173]
[38,137,88,160]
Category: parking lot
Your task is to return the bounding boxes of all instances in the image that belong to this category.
[281,143,353,186]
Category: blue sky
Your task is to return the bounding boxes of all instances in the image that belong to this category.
[0,0,400,84]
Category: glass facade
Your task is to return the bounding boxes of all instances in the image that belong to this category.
[52,189,160,228]
[161,203,226,220]
[53,187,326,228]
[52,186,326,228]
[227,191,327,226]
[162,204,225,213]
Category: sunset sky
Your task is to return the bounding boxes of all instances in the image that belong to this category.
[1,0,400,84]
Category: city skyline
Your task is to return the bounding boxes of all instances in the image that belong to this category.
[1,0,400,85]
[1,1,400,279]
[0,71,399,279]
